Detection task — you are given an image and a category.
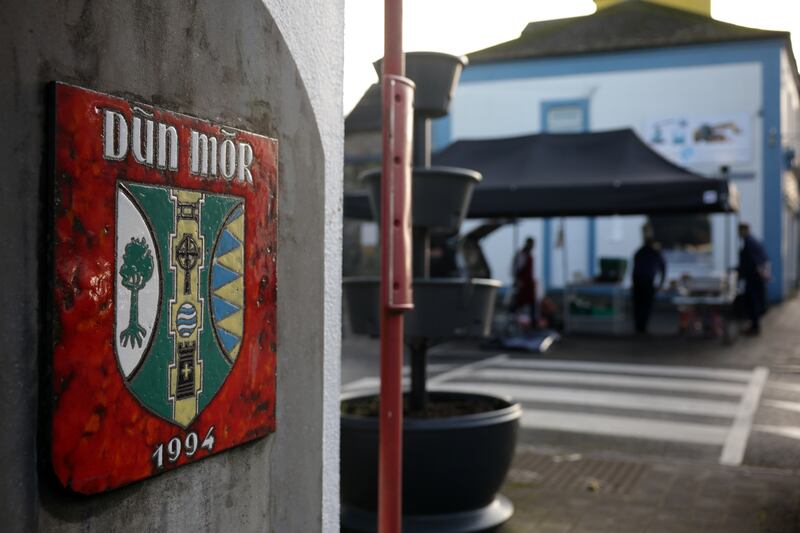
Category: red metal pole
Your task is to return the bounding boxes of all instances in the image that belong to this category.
[384,0,404,76]
[379,0,413,532]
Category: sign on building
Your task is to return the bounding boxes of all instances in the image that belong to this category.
[643,112,752,166]
[51,83,278,493]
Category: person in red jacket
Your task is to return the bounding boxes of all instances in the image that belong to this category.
[510,237,537,328]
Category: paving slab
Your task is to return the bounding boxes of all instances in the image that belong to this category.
[499,447,800,533]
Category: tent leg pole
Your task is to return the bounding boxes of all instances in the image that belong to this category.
[562,218,569,288]
[513,219,519,262]
[726,213,731,276]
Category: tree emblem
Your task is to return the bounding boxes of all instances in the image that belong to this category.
[119,237,155,348]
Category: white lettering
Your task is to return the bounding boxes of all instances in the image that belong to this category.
[209,137,218,176]
[101,110,258,185]
[103,109,128,160]
[151,427,215,470]
[188,129,257,185]
[190,131,217,177]
[190,131,206,175]
[220,139,236,180]
[238,142,254,184]
[157,123,179,171]
[132,115,154,165]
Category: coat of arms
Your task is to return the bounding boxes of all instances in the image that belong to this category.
[115,183,247,427]
[52,83,277,493]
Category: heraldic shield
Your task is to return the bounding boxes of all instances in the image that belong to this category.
[52,83,277,494]
[116,183,246,427]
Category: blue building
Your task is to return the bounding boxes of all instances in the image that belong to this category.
[347,0,800,302]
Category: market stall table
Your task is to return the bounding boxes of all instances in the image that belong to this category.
[672,274,739,344]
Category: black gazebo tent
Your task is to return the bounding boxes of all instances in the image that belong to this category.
[344,129,738,220]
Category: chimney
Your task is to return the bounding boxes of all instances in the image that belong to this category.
[594,0,711,17]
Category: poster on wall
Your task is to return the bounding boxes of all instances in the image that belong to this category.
[643,112,752,166]
[51,82,278,494]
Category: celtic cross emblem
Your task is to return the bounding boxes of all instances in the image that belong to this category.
[119,237,154,348]
[176,233,199,295]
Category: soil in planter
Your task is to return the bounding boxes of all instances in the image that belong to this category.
[341,394,507,419]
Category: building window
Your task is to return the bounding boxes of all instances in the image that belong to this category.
[541,99,589,133]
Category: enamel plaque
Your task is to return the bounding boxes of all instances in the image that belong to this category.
[51,83,278,493]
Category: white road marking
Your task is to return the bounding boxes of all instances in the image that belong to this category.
[519,410,728,445]
[471,368,747,396]
[495,358,752,382]
[428,354,508,385]
[342,363,464,393]
[402,363,453,375]
[719,367,770,466]
[762,398,800,414]
[753,424,800,440]
[437,382,739,418]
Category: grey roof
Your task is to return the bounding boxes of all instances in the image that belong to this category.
[345,83,381,134]
[468,1,789,64]
[345,2,796,135]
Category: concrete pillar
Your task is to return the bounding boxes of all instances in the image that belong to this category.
[0,0,343,531]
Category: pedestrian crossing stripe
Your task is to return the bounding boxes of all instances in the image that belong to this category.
[341,356,769,466]
[438,381,740,418]
[467,368,747,396]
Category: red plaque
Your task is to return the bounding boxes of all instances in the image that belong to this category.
[51,82,278,493]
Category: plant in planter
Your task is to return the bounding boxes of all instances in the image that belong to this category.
[342,52,521,533]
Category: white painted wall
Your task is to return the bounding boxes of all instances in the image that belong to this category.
[451,62,762,288]
[263,1,344,530]
[552,218,590,285]
[780,48,800,293]
[781,49,800,160]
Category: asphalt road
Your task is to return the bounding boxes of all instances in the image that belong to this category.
[341,297,800,472]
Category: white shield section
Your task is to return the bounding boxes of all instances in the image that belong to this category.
[116,186,160,378]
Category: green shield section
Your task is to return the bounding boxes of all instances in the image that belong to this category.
[125,182,242,422]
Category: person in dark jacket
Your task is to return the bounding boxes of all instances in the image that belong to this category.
[632,226,666,334]
[510,237,537,328]
[737,223,769,335]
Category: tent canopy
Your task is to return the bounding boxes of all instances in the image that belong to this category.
[344,129,738,220]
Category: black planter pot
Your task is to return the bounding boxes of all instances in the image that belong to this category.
[373,52,467,119]
[341,391,521,532]
[361,166,481,234]
[344,277,501,340]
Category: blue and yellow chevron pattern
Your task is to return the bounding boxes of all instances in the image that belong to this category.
[210,205,245,362]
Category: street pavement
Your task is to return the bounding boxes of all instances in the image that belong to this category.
[340,296,800,531]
